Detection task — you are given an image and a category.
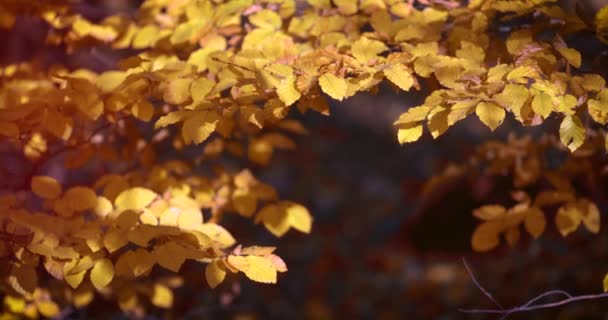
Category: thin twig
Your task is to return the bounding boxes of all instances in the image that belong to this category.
[462,258,503,309]
[460,258,608,319]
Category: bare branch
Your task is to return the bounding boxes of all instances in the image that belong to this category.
[462,258,503,310]
[460,258,608,319]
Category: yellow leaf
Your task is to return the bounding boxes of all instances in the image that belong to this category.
[249,10,282,30]
[65,269,86,289]
[177,207,203,230]
[427,106,449,139]
[64,187,98,212]
[456,41,485,64]
[434,64,463,88]
[131,100,154,121]
[243,255,277,284]
[383,63,413,91]
[193,223,236,248]
[164,78,192,105]
[506,29,533,55]
[471,221,501,252]
[4,296,25,313]
[255,202,312,237]
[581,74,605,92]
[524,207,546,239]
[556,47,581,68]
[597,6,608,44]
[335,0,358,14]
[34,300,58,317]
[170,20,205,45]
[232,189,257,217]
[473,205,506,221]
[132,25,160,48]
[154,242,186,272]
[248,138,273,165]
[72,287,94,308]
[476,101,505,131]
[555,202,583,236]
[588,98,608,125]
[318,73,347,101]
[507,65,539,83]
[255,204,290,237]
[486,64,511,83]
[559,115,585,152]
[151,284,173,308]
[531,92,554,119]
[240,246,276,256]
[230,255,277,284]
[604,273,608,292]
[31,176,62,200]
[394,106,431,125]
[190,78,215,102]
[205,260,226,289]
[103,229,128,253]
[182,111,220,144]
[580,199,600,234]
[90,258,114,290]
[96,71,126,94]
[276,76,301,106]
[494,84,529,117]
[308,0,331,9]
[351,37,388,64]
[155,111,187,129]
[557,94,577,115]
[285,202,313,234]
[115,187,158,212]
[131,249,155,277]
[447,100,478,126]
[397,124,423,144]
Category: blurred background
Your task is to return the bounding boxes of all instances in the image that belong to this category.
[2,1,608,319]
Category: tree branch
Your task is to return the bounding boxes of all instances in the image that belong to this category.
[460,258,608,319]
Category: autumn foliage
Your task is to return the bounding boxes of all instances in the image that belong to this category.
[1,0,608,318]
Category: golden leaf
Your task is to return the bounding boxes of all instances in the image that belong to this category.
[397,123,423,144]
[90,258,114,290]
[36,301,60,318]
[556,47,581,68]
[383,63,414,91]
[588,98,608,125]
[182,111,220,145]
[471,221,501,252]
[31,176,62,200]
[205,260,226,289]
[164,78,192,105]
[524,207,546,239]
[255,202,313,237]
[531,92,554,119]
[115,187,158,212]
[473,205,506,221]
[151,284,173,309]
[476,101,505,131]
[64,187,98,212]
[559,115,585,152]
[394,106,431,125]
[318,73,347,101]
[555,202,583,236]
